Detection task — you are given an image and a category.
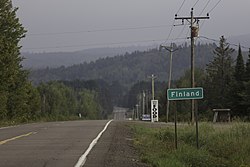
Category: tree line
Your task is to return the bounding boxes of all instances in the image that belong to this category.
[154,36,250,121]
[29,43,218,86]
[0,1,113,124]
[113,36,250,121]
[37,81,112,121]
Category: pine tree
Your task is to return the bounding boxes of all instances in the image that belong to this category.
[205,36,234,109]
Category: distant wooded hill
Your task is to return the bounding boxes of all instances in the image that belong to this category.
[29,43,221,86]
[22,45,156,69]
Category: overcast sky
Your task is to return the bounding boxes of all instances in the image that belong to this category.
[12,0,250,52]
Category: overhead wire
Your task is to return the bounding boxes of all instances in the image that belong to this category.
[175,25,187,40]
[176,0,187,14]
[208,0,222,13]
[24,1,189,51]
[192,0,200,8]
[173,0,204,42]
[199,0,222,30]
[23,37,188,51]
[199,0,211,16]
[199,36,250,50]
[27,25,173,37]
[162,0,187,44]
[23,0,226,52]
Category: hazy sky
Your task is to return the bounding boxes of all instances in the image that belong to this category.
[12,0,250,52]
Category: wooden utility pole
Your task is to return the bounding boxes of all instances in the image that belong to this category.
[148,74,157,100]
[159,43,178,123]
[142,90,145,115]
[175,8,209,149]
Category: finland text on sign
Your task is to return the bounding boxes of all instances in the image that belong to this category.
[167,87,203,100]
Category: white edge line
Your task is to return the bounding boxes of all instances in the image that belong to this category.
[74,120,113,167]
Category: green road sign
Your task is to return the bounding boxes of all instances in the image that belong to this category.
[167,87,203,100]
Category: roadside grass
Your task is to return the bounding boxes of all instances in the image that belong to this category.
[132,122,250,167]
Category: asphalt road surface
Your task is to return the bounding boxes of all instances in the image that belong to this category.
[0,120,111,167]
[0,120,150,167]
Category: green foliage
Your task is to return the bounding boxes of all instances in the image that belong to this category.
[234,45,245,81]
[229,45,246,117]
[245,51,250,81]
[26,35,250,120]
[37,81,102,120]
[133,123,250,167]
[62,79,113,118]
[204,36,235,109]
[0,0,40,123]
[29,44,216,87]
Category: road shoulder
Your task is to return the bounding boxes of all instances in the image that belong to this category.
[84,121,151,167]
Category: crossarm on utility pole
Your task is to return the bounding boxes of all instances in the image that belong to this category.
[174,8,209,149]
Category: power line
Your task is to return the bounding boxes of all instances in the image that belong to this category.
[165,0,207,44]
[199,0,211,15]
[174,0,204,41]
[175,9,210,135]
[27,25,172,37]
[192,0,200,8]
[199,0,222,30]
[164,20,175,43]
[23,37,187,51]
[199,36,250,50]
[175,24,187,40]
[208,0,222,13]
[163,0,187,44]
[176,0,187,14]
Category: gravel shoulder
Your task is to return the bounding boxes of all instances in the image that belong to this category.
[84,121,151,167]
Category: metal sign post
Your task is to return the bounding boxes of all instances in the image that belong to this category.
[167,87,204,149]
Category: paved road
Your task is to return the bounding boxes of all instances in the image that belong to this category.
[113,107,128,121]
[0,120,110,167]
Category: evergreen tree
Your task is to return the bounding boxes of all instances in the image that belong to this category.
[241,49,250,119]
[234,45,245,81]
[230,45,246,117]
[205,36,234,109]
[0,0,40,121]
[245,49,250,81]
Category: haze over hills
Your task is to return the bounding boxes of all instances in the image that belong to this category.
[21,45,157,69]
[228,34,250,50]
[29,43,217,86]
[22,34,250,70]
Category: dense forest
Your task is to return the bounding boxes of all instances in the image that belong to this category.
[37,81,113,120]
[29,37,250,121]
[29,43,218,86]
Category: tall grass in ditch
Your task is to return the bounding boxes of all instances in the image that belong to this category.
[132,123,250,167]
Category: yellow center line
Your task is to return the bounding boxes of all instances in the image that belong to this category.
[0,132,37,145]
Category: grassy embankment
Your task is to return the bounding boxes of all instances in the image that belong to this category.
[132,122,250,167]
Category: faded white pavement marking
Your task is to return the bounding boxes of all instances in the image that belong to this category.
[74,120,113,167]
